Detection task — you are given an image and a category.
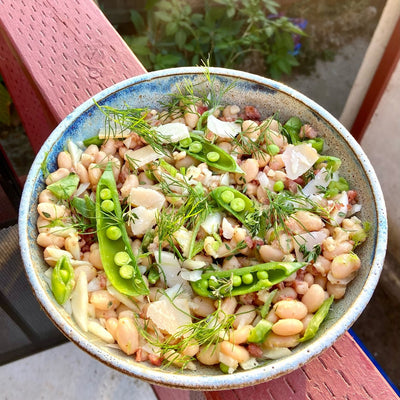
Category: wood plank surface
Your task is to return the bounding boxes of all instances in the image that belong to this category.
[0,0,146,152]
[153,334,399,399]
[0,1,398,399]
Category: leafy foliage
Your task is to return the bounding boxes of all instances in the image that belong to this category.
[124,0,304,79]
[0,78,12,126]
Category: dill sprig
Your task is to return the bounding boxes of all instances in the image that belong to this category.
[159,62,237,125]
[231,114,281,158]
[95,101,170,157]
[265,189,331,239]
[136,300,235,369]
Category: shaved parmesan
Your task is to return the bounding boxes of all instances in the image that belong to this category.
[182,259,207,270]
[124,145,162,168]
[128,187,166,210]
[207,115,241,138]
[302,168,338,197]
[129,206,157,236]
[147,298,192,336]
[154,251,185,288]
[155,122,190,143]
[180,269,203,282]
[282,144,319,180]
[201,212,222,235]
[173,227,193,258]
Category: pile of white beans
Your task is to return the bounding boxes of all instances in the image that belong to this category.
[36,100,366,372]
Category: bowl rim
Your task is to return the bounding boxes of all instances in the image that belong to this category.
[19,66,388,390]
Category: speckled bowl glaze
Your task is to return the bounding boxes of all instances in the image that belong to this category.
[19,67,387,390]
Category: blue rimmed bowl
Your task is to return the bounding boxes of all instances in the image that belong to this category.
[19,67,387,390]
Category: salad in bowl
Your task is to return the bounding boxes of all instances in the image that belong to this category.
[20,67,386,389]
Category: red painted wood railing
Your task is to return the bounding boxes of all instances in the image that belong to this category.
[0,1,398,399]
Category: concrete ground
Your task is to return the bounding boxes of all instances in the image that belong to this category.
[1,35,399,397]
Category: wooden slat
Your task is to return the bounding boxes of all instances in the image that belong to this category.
[350,15,400,141]
[0,0,146,152]
[0,1,398,399]
[151,333,399,399]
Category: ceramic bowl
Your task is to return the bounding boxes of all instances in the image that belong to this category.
[19,67,387,390]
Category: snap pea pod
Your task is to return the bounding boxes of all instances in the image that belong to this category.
[314,155,341,172]
[83,135,104,147]
[211,186,266,237]
[305,137,324,153]
[299,295,334,342]
[51,255,75,305]
[248,319,273,343]
[177,133,243,173]
[47,173,80,200]
[191,262,305,299]
[96,163,149,297]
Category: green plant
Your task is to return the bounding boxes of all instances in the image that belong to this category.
[0,75,12,126]
[124,0,304,79]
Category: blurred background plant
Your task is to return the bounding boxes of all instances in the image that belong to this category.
[123,0,305,79]
[0,76,12,126]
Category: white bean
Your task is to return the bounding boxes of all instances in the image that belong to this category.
[196,344,220,365]
[228,325,252,345]
[190,296,216,317]
[90,290,120,310]
[65,235,81,260]
[274,300,308,320]
[263,332,299,349]
[233,305,256,329]
[235,158,259,184]
[259,244,284,262]
[39,189,58,204]
[220,341,250,363]
[75,162,89,184]
[272,319,303,336]
[45,168,70,185]
[57,151,73,170]
[116,317,139,355]
[331,253,361,279]
[89,243,103,269]
[37,233,65,248]
[37,202,67,221]
[301,284,326,313]
[327,282,346,299]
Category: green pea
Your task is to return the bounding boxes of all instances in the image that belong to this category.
[267,144,280,156]
[189,142,203,154]
[119,264,134,279]
[208,278,219,290]
[114,251,130,266]
[221,189,235,204]
[242,273,253,285]
[179,137,192,148]
[273,180,285,192]
[59,269,69,283]
[232,275,242,287]
[230,197,245,212]
[106,226,122,241]
[100,188,112,200]
[197,278,209,292]
[206,151,220,162]
[256,270,269,280]
[101,199,115,213]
